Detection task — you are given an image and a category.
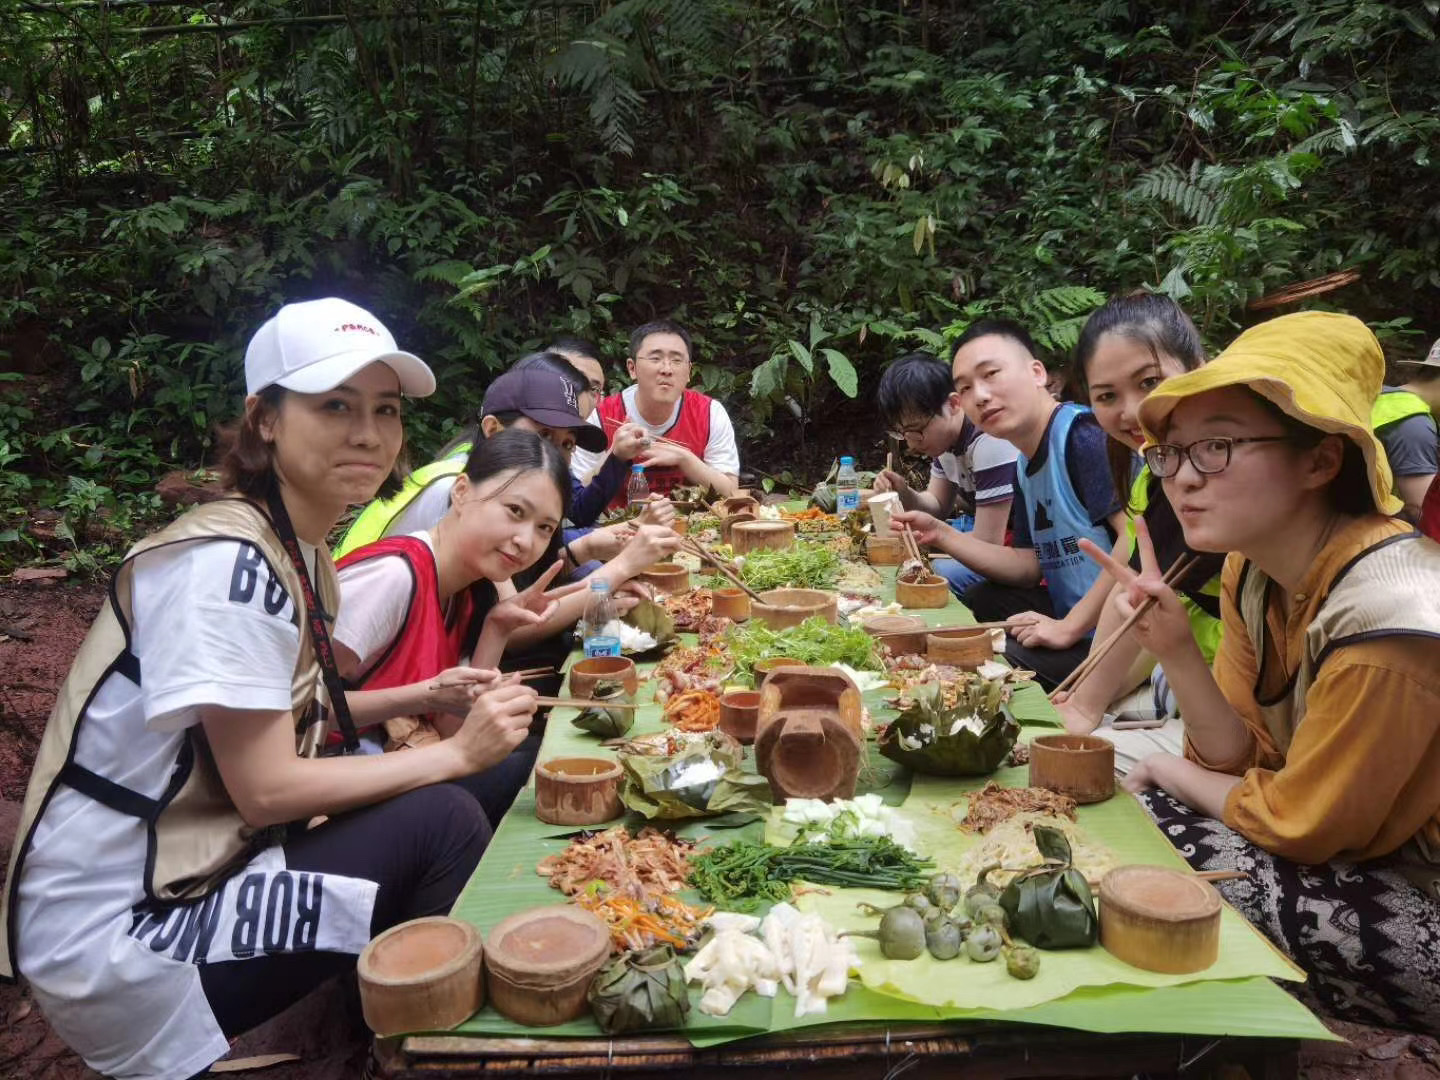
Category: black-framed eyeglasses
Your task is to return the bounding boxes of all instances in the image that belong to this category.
[1144,435,1292,478]
[886,415,937,442]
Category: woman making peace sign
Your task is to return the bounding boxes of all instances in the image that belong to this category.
[1081,312,1440,1034]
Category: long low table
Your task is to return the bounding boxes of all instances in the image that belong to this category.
[373,561,1333,1078]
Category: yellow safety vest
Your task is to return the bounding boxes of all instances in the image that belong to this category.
[333,446,471,558]
[1371,388,1433,431]
[1125,466,1224,665]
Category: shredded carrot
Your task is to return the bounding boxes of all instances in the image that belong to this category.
[572,886,713,953]
[663,689,722,732]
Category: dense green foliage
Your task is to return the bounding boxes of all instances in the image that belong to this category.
[2,0,1437,567]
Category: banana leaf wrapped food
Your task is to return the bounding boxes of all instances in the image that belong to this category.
[877,678,1019,776]
[998,825,1099,949]
[571,679,636,738]
[618,730,772,819]
[587,945,690,1033]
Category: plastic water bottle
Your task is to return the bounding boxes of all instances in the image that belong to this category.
[581,579,621,657]
[836,456,860,518]
[626,464,650,511]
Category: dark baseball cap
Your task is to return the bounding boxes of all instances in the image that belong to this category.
[481,368,608,452]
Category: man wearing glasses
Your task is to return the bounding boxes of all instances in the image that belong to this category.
[872,352,1018,597]
[571,319,741,504]
[891,319,1126,689]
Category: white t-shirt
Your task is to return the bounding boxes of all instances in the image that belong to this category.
[568,386,740,482]
[334,530,437,676]
[14,538,377,1080]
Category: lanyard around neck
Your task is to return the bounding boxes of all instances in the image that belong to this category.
[264,487,360,754]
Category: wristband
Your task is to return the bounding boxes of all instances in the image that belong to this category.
[564,540,580,567]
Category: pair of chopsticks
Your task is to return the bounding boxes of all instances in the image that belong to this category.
[681,535,766,603]
[1048,554,1197,703]
[534,696,641,711]
[600,415,689,452]
[898,525,925,565]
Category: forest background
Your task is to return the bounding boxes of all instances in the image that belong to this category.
[1,0,1438,571]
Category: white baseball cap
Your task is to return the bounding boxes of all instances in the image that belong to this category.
[244,297,436,397]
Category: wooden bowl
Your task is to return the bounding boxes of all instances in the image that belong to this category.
[670,516,689,536]
[1099,866,1222,974]
[865,535,904,565]
[358,916,484,1036]
[862,614,929,656]
[895,573,950,610]
[751,656,807,688]
[711,587,751,621]
[568,656,638,699]
[752,588,838,630]
[719,510,757,544]
[927,627,993,668]
[720,494,761,517]
[485,907,611,1027]
[639,562,690,595]
[731,520,796,554]
[534,757,623,826]
[719,689,763,744]
[1028,733,1115,804]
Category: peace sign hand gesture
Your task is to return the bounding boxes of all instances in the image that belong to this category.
[484,559,584,640]
[1077,516,1196,662]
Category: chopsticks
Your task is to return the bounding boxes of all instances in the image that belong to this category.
[1195,870,1250,883]
[534,696,641,711]
[600,415,689,452]
[899,525,925,566]
[511,666,554,679]
[680,536,766,603]
[1048,554,1197,703]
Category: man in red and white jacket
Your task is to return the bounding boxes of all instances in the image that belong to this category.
[570,319,741,506]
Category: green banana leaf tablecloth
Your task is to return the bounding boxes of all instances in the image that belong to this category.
[443,557,1334,1048]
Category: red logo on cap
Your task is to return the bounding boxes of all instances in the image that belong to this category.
[336,323,380,336]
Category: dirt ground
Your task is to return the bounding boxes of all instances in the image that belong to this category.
[1,577,1438,1079]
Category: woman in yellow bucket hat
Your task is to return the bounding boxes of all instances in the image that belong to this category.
[1081,311,1440,1033]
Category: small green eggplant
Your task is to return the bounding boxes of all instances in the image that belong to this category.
[844,905,926,960]
[964,864,1003,918]
[1005,944,1041,980]
[926,872,963,912]
[925,918,964,961]
[966,923,1003,962]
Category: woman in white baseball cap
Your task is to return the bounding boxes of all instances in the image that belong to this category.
[2,299,537,1078]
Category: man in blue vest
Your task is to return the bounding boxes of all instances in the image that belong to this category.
[1379,339,1440,520]
[892,319,1127,689]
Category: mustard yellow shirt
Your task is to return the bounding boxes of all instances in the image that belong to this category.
[1195,517,1440,865]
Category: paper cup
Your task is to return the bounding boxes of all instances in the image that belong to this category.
[867,491,901,536]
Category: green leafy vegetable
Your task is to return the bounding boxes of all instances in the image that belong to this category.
[726,615,880,676]
[732,545,842,591]
[689,836,934,912]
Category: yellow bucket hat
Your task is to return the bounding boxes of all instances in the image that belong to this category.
[1136,311,1402,516]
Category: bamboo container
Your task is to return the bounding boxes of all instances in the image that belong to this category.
[751,656,807,688]
[639,562,690,595]
[358,917,484,1036]
[534,757,624,826]
[1099,866,1222,974]
[755,667,864,802]
[751,588,837,630]
[719,493,761,517]
[719,510,756,544]
[730,519,796,553]
[711,587,751,621]
[926,627,993,668]
[718,690,762,744]
[485,907,611,1026]
[861,614,929,656]
[568,656,638,699]
[864,535,904,565]
[1028,734,1115,804]
[895,573,950,609]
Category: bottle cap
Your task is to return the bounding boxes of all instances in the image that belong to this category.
[632,464,645,473]
[840,456,854,466]
[590,578,610,590]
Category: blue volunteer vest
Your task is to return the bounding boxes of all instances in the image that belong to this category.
[1014,404,1113,619]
